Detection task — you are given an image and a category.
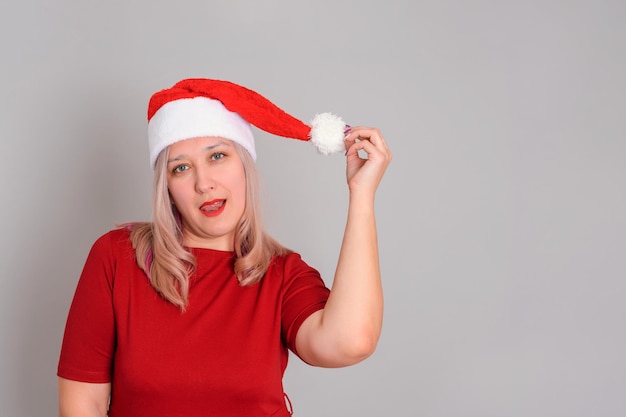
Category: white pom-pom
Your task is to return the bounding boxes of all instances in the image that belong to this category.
[310,112,346,155]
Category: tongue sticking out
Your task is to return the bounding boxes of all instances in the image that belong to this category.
[201,200,225,212]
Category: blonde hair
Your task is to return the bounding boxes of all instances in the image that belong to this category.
[125,141,289,310]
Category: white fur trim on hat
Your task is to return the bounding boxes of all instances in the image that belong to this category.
[148,97,256,166]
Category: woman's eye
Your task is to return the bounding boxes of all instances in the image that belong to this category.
[172,164,188,173]
[211,152,225,161]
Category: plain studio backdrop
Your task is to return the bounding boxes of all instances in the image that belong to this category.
[1,1,624,416]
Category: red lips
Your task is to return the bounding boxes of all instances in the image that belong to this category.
[200,199,226,217]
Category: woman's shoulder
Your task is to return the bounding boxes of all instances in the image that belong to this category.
[95,226,131,243]
[269,250,299,267]
[269,250,321,278]
[89,226,136,257]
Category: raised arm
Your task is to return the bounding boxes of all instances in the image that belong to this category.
[295,126,392,367]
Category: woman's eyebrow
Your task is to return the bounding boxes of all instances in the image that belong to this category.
[203,140,231,152]
[167,155,185,164]
[167,141,232,163]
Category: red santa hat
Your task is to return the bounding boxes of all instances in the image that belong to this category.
[147,78,346,167]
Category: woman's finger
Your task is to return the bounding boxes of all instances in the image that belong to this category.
[344,127,390,155]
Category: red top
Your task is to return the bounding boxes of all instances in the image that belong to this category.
[58,228,330,417]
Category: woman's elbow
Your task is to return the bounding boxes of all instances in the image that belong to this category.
[337,330,380,365]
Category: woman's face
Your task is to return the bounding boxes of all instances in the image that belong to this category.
[166,136,246,251]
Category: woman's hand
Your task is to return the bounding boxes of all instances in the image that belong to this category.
[344,126,392,196]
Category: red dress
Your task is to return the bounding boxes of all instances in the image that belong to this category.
[58,228,330,417]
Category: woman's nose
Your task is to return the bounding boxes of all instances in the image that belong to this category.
[194,167,216,193]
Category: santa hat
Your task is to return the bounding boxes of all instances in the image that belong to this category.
[147,78,346,167]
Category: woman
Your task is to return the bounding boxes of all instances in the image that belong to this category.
[57,78,391,416]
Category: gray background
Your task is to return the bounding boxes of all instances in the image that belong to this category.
[1,0,625,416]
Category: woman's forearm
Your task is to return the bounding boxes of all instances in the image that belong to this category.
[323,192,384,358]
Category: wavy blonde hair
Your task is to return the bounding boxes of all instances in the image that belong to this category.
[125,141,289,310]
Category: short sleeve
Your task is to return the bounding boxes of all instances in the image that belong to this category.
[280,253,330,355]
[57,232,118,383]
